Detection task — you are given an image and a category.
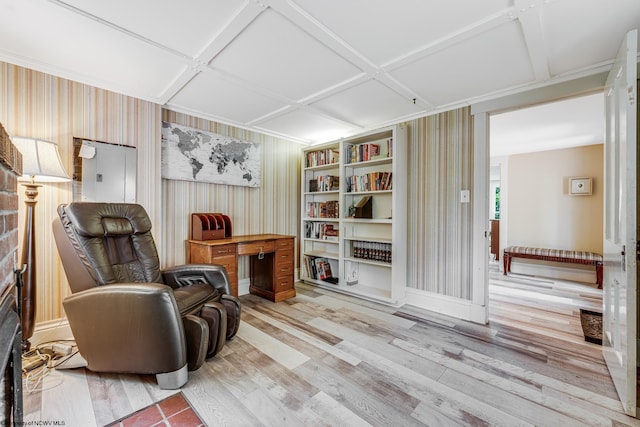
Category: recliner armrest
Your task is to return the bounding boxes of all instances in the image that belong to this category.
[162,264,233,296]
[63,283,187,375]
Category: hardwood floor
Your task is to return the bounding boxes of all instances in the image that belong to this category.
[22,269,640,426]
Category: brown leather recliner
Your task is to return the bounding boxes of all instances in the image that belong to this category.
[52,202,241,389]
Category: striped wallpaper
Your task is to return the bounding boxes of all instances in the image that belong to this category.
[0,62,302,324]
[407,107,474,300]
[1,59,475,325]
[159,110,301,277]
[0,61,162,322]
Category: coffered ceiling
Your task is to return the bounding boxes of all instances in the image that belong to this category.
[0,0,638,144]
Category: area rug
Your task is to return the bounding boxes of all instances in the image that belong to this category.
[105,392,205,427]
[580,308,603,345]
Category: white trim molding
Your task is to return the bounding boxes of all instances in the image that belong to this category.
[405,288,487,324]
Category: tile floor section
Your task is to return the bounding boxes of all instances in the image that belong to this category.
[106,392,205,427]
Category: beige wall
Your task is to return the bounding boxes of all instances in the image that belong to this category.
[506,144,604,253]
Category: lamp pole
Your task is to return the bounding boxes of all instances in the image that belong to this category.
[20,180,40,352]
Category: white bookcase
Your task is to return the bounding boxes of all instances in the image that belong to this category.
[300,124,407,306]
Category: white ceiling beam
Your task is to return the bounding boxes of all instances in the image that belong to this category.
[265,1,440,114]
[381,9,512,72]
[268,0,379,75]
[195,1,267,65]
[158,1,268,104]
[513,0,551,81]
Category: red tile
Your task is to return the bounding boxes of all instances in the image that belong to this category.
[158,393,189,417]
[166,408,204,427]
[122,404,164,427]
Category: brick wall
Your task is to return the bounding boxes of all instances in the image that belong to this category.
[0,123,22,296]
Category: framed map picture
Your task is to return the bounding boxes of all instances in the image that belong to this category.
[161,122,261,187]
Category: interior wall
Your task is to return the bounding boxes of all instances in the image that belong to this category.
[0,58,476,323]
[0,61,162,322]
[159,110,301,280]
[407,106,474,299]
[507,144,604,253]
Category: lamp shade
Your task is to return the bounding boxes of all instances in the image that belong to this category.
[12,137,71,182]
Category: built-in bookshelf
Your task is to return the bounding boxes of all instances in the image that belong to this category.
[301,141,341,287]
[300,125,407,306]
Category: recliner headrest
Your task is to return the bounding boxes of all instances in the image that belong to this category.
[60,202,152,237]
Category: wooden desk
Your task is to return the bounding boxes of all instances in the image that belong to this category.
[188,234,296,302]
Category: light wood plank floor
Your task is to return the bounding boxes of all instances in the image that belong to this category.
[23,270,640,426]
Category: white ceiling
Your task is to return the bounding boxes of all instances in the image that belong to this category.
[0,0,638,145]
[490,91,604,157]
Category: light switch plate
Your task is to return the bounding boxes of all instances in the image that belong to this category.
[460,189,470,203]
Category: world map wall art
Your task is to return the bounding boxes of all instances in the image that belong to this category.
[161,122,261,187]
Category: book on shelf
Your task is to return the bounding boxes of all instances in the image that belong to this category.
[305,222,339,240]
[306,200,339,218]
[306,148,339,168]
[304,256,337,283]
[345,142,381,164]
[316,258,332,279]
[352,240,392,263]
[346,172,392,192]
[309,175,339,192]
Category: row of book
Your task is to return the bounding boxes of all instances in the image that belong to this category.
[305,148,339,168]
[303,256,338,284]
[345,172,392,193]
[344,142,380,164]
[306,200,339,218]
[304,222,338,241]
[308,175,339,192]
[352,240,392,263]
[344,138,393,164]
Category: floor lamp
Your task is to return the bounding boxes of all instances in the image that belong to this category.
[11,137,70,351]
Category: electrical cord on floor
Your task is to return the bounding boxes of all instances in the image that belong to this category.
[22,340,79,394]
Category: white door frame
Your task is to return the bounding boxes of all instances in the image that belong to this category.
[471,72,611,324]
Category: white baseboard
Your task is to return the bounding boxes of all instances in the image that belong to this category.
[31,318,74,347]
[239,278,250,296]
[405,288,487,324]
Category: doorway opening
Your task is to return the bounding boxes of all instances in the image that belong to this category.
[487,92,605,343]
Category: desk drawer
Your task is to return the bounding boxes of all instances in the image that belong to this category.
[275,250,294,266]
[210,244,237,257]
[276,238,294,250]
[274,276,294,292]
[211,254,236,272]
[238,240,275,255]
[275,263,294,277]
